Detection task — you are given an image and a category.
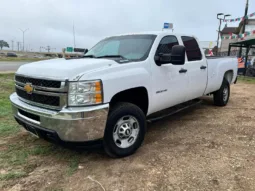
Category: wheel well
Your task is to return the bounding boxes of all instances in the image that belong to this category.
[224,70,234,84]
[110,87,149,115]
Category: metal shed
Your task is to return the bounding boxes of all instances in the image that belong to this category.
[228,39,255,75]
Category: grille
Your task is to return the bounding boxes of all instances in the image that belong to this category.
[16,88,60,107]
[15,75,61,88]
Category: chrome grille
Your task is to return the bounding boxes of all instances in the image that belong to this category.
[16,87,60,106]
[15,75,61,88]
[15,75,67,110]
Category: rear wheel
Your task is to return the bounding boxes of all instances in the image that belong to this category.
[213,78,230,106]
[103,102,146,158]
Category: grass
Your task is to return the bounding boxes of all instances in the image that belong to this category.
[0,74,19,136]
[0,121,20,136]
[0,171,27,181]
[66,155,81,176]
[29,145,56,156]
[1,144,30,166]
[238,75,255,84]
[0,57,49,62]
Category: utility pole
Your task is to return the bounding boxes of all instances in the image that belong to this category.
[44,46,56,53]
[239,0,249,57]
[73,21,76,48]
[19,28,29,52]
[17,42,21,51]
[45,46,51,53]
[40,46,44,52]
[11,40,14,51]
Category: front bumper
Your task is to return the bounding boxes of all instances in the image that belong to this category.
[10,93,109,142]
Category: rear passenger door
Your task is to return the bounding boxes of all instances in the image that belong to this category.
[181,36,207,101]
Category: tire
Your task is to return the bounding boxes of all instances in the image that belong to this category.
[103,102,146,158]
[213,78,230,106]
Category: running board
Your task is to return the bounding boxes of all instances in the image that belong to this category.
[147,99,202,123]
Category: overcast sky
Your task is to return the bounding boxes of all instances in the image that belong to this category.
[1,0,255,52]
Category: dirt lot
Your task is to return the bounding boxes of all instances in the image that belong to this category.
[1,74,255,191]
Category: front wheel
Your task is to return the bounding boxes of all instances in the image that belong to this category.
[213,78,230,106]
[103,103,146,158]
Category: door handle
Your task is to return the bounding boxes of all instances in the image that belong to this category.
[200,65,207,70]
[179,68,187,73]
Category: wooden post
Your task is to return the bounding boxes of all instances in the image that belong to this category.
[244,45,250,75]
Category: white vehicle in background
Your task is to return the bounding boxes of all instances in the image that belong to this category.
[10,31,238,157]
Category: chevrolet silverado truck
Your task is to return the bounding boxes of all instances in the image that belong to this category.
[10,31,238,157]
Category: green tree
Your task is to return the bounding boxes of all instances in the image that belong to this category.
[0,40,9,50]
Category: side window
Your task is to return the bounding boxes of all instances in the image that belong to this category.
[156,36,179,55]
[181,36,202,61]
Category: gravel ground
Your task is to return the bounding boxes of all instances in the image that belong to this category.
[1,81,255,191]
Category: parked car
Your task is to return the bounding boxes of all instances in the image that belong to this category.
[10,31,238,157]
[7,52,18,57]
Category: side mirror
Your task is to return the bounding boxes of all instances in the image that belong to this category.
[84,49,88,54]
[154,53,171,66]
[171,45,186,65]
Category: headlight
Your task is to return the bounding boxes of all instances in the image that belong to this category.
[68,80,103,106]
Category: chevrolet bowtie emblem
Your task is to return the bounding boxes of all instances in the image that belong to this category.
[24,83,34,94]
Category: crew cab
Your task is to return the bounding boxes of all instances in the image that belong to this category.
[10,31,238,157]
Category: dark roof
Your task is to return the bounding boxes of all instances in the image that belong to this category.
[220,27,237,34]
[230,38,255,47]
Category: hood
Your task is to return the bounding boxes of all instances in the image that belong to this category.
[16,58,117,81]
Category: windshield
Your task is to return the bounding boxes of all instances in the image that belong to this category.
[85,35,156,61]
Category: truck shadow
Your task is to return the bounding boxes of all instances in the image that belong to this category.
[145,97,215,143]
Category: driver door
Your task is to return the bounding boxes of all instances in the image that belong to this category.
[150,35,189,113]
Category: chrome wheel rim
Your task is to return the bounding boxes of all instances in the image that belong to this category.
[223,87,229,102]
[113,115,140,149]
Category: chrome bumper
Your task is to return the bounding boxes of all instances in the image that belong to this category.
[10,93,109,142]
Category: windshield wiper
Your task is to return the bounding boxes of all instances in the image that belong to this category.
[83,55,96,58]
[96,55,128,60]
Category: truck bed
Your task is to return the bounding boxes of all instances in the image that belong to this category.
[205,56,238,95]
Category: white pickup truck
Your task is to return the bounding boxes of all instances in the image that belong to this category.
[10,31,238,157]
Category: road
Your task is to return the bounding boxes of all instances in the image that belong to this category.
[0,61,30,72]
